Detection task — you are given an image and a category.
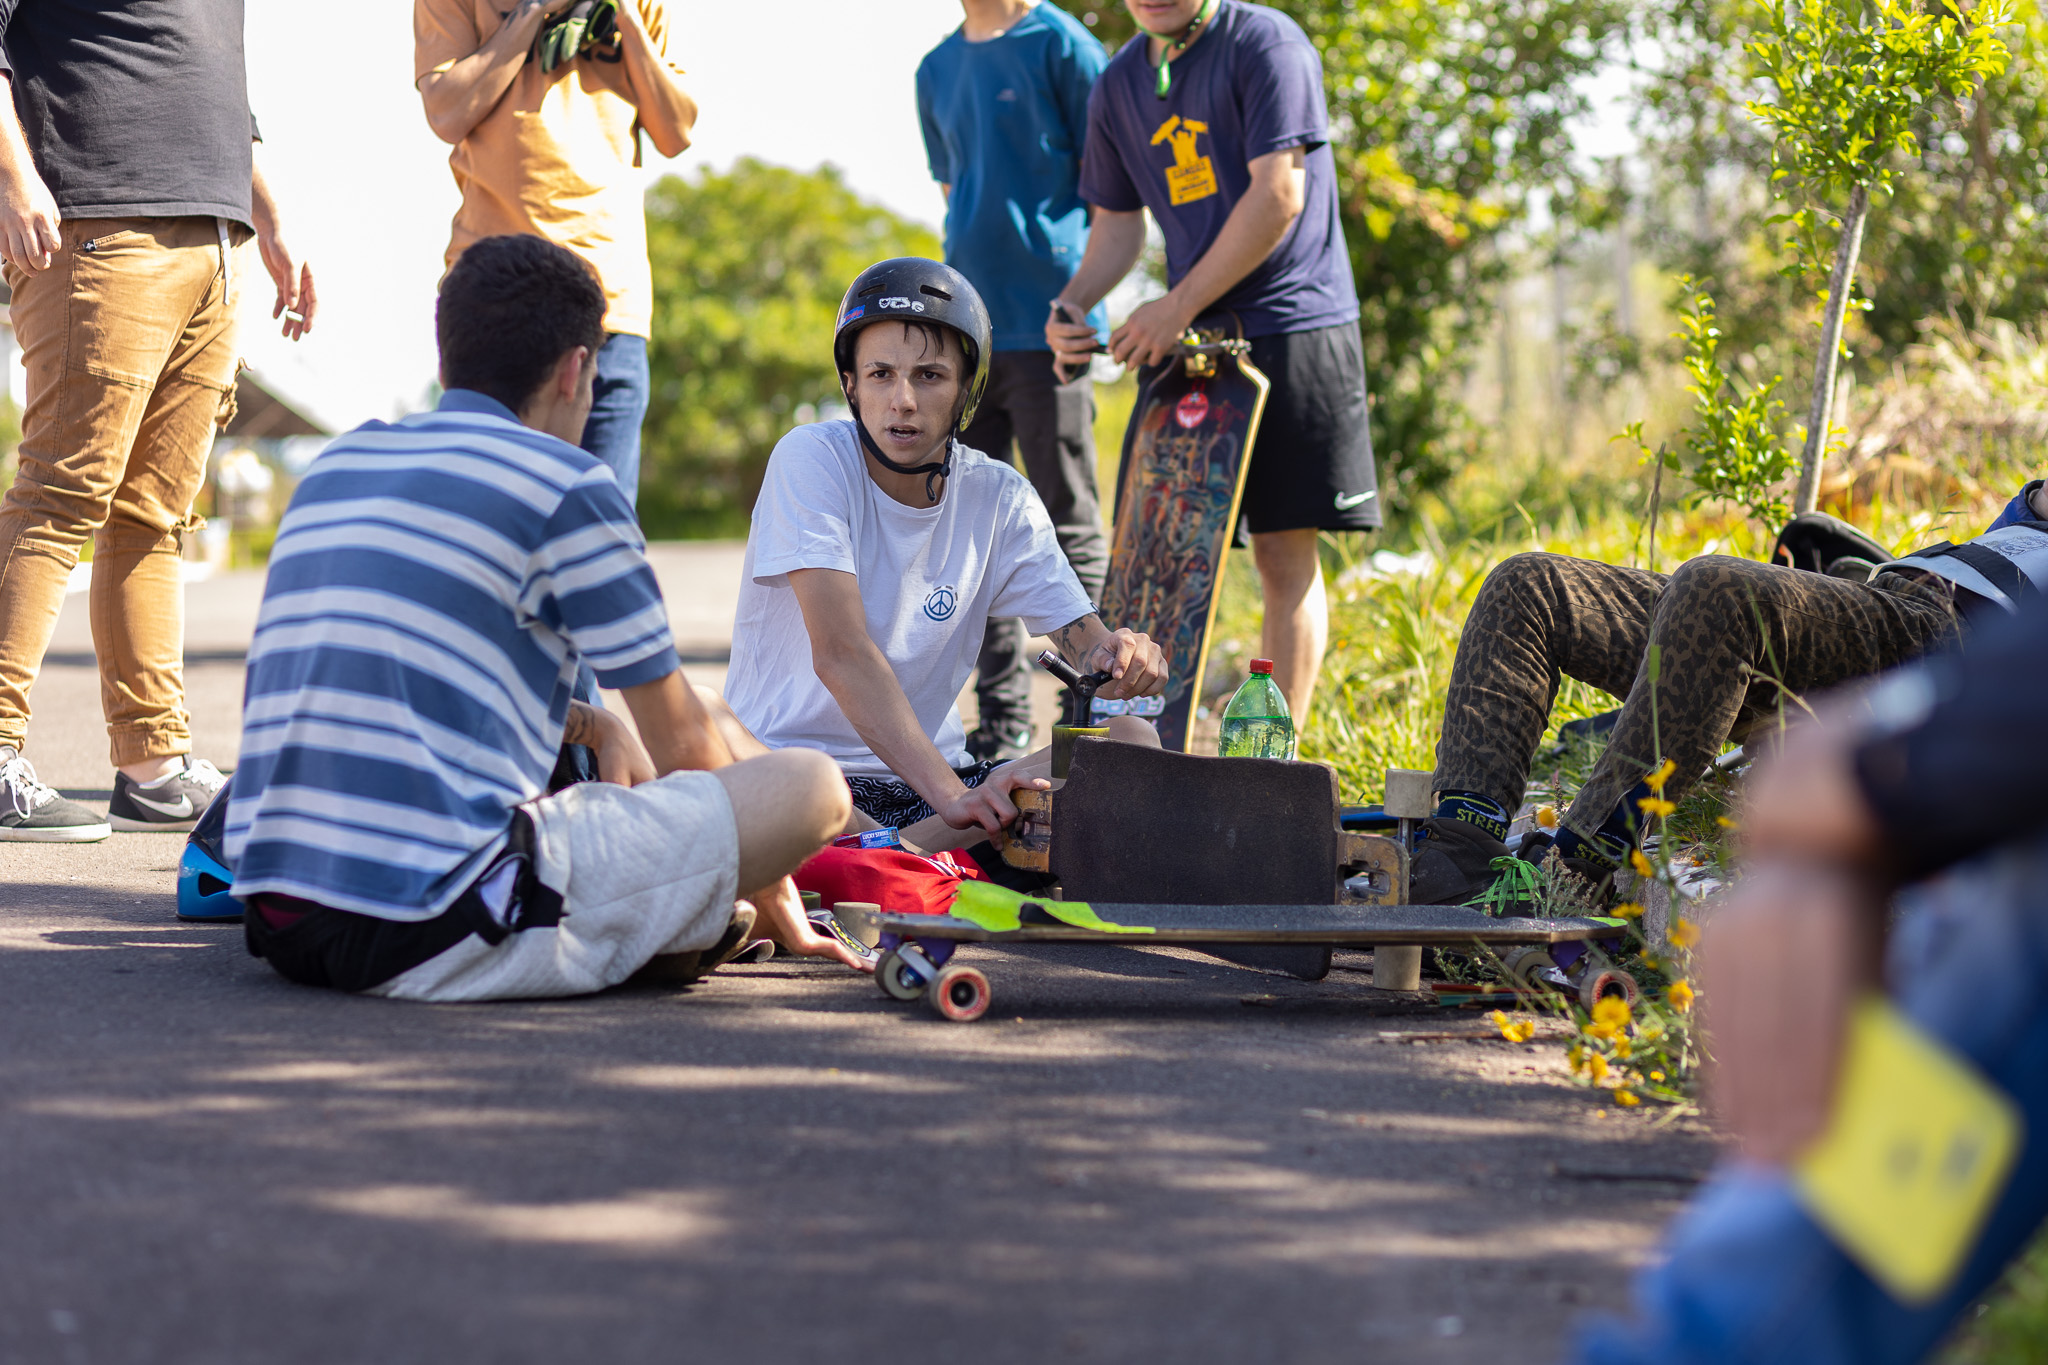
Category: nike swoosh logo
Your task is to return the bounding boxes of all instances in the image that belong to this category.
[1334,491,1376,511]
[127,791,194,819]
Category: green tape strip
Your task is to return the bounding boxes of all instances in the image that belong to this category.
[948,881,1155,935]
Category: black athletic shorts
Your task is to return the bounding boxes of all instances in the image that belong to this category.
[1134,319,1381,537]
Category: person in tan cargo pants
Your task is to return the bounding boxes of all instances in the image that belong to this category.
[0,0,316,842]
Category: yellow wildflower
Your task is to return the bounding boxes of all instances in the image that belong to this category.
[1508,1019,1535,1043]
[1592,995,1632,1030]
[1535,804,1559,829]
[1667,980,1695,1012]
[1648,1070,1666,1082]
[1716,815,1739,830]
[1612,901,1645,920]
[1630,849,1656,878]
[1637,796,1677,819]
[1614,1089,1641,1107]
[1587,1053,1609,1083]
[1644,759,1677,793]
[1668,918,1700,949]
[1613,1036,1633,1059]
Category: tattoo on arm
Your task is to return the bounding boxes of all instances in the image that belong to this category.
[1051,620,1085,667]
[1054,615,1114,673]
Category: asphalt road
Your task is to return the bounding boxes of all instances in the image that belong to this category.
[1,548,1718,1364]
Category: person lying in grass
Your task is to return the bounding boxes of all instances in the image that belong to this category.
[1409,476,2047,906]
[702,258,1168,868]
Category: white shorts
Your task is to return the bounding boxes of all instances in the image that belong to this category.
[368,769,740,1003]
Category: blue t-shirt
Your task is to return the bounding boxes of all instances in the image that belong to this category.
[917,3,1109,351]
[1078,0,1359,338]
[226,390,681,921]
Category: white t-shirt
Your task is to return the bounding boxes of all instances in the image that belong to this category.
[726,421,1094,776]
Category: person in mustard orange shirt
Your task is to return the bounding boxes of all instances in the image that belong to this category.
[414,0,696,506]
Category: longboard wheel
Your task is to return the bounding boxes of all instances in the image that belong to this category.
[927,965,992,1023]
[1501,946,1556,993]
[1576,965,1642,1014]
[876,949,926,1002]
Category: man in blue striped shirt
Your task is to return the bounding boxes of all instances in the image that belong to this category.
[227,235,865,1000]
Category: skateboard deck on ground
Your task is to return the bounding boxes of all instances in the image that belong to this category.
[1102,329,1270,753]
[846,902,1621,948]
[847,900,1629,1023]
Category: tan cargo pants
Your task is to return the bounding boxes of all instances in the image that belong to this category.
[0,216,250,766]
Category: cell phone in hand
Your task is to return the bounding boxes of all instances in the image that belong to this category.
[1049,299,1107,381]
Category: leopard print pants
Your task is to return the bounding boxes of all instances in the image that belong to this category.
[1431,553,1961,842]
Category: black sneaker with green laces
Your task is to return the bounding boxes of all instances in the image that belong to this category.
[0,747,111,842]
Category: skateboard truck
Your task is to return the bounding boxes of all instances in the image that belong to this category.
[1035,649,1112,778]
[1175,324,1252,379]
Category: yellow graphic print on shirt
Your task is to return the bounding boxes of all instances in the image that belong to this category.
[1151,115,1217,206]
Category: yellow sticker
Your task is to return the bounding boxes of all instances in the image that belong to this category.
[1794,997,2022,1303]
[1151,115,1218,206]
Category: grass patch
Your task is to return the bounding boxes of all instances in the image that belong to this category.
[1945,1234,2048,1364]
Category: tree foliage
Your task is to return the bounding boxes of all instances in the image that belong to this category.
[1670,281,1797,523]
[639,159,940,537]
[1637,0,2043,374]
[1628,0,2010,516]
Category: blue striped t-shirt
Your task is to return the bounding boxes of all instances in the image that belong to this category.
[225,390,680,922]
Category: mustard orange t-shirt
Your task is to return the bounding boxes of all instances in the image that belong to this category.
[415,0,680,338]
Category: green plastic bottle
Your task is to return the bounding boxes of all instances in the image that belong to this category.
[1218,658,1296,759]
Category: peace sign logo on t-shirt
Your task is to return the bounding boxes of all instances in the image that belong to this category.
[923,586,959,621]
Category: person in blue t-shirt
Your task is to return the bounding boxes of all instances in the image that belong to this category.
[917,0,1111,762]
[1046,0,1379,733]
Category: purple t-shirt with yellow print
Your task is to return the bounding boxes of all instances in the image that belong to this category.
[1077,0,1358,339]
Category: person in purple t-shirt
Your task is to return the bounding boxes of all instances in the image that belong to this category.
[1046,0,1377,729]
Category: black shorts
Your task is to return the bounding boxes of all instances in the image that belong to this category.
[1134,319,1381,537]
[844,760,1004,830]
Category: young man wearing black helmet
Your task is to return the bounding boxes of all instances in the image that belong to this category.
[712,259,1169,853]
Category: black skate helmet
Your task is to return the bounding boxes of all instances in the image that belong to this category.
[832,258,993,502]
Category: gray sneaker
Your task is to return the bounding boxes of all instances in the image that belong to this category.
[107,757,227,833]
[0,747,111,843]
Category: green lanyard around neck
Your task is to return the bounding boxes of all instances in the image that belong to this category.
[1149,0,1220,98]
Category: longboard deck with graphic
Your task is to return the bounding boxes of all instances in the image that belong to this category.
[1102,333,1270,752]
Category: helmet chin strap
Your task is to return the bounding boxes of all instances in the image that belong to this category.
[847,389,966,504]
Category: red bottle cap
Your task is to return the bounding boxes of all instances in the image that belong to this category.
[1249,658,1274,673]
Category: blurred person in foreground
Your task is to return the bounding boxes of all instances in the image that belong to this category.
[0,0,315,841]
[917,0,1110,762]
[227,236,863,1001]
[1574,592,2048,1364]
[415,0,696,506]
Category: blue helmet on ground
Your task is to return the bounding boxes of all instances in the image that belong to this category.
[176,775,242,922]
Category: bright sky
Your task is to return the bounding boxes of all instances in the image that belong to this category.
[241,0,965,433]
